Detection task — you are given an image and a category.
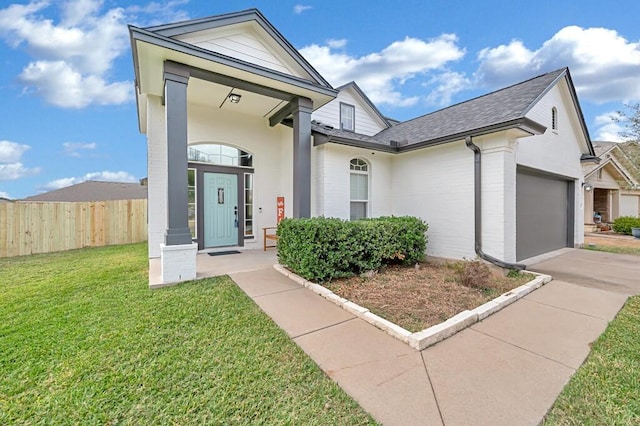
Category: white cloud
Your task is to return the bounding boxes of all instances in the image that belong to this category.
[0,0,188,108]
[0,163,41,180]
[61,0,102,27]
[0,191,11,199]
[42,170,137,190]
[594,112,625,142]
[125,1,189,26]
[293,5,312,14]
[63,141,97,157]
[327,38,347,49]
[0,140,39,180]
[423,71,472,107]
[476,26,640,103]
[0,140,30,163]
[300,34,465,107]
[19,60,132,108]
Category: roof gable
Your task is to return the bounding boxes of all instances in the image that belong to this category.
[174,28,295,76]
[142,9,330,87]
[311,82,391,136]
[336,82,390,129]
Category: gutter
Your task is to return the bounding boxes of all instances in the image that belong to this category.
[465,136,526,271]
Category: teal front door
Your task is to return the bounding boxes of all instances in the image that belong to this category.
[204,172,238,247]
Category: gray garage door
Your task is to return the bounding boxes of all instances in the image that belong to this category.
[516,168,573,261]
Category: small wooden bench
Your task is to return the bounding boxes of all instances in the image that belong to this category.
[263,227,279,251]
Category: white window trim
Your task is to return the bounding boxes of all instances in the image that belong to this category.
[349,158,370,220]
[244,172,255,239]
[340,102,355,132]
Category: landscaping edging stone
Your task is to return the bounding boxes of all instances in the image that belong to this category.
[273,264,552,350]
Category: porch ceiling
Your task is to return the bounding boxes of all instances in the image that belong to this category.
[187,78,285,118]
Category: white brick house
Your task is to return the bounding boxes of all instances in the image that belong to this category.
[129,9,596,285]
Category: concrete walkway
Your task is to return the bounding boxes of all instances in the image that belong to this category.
[226,249,639,425]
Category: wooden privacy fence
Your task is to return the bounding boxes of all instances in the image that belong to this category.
[0,199,147,258]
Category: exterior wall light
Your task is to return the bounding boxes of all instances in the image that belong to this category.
[582,182,593,191]
[228,93,241,103]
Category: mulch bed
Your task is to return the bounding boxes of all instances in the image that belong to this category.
[325,261,532,333]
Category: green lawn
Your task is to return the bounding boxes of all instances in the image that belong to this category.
[0,243,375,424]
[583,244,640,256]
[544,295,640,425]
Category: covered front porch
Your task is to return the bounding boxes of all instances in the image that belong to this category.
[129,10,337,286]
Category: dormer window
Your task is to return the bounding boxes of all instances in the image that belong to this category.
[551,107,558,131]
[340,103,355,131]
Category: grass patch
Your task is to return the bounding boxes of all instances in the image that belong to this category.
[544,296,640,425]
[0,244,375,424]
[583,244,640,256]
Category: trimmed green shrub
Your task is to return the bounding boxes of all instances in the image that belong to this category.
[612,216,640,235]
[277,216,428,282]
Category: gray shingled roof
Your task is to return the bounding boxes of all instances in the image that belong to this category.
[311,68,580,152]
[582,141,617,175]
[311,122,395,151]
[592,141,618,157]
[22,181,147,202]
[376,68,567,146]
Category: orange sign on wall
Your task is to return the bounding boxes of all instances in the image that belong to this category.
[277,197,285,224]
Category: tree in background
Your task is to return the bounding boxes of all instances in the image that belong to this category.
[614,103,640,142]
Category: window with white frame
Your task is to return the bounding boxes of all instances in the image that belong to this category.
[187,168,196,239]
[244,173,254,237]
[340,103,355,131]
[350,158,369,220]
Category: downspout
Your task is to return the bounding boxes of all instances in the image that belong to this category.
[465,136,526,271]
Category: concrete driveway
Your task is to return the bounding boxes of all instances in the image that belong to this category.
[527,249,640,296]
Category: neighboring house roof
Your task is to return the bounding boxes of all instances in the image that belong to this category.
[616,141,640,183]
[592,141,618,157]
[21,181,148,202]
[314,68,594,156]
[0,197,13,204]
[583,141,619,176]
[584,141,640,189]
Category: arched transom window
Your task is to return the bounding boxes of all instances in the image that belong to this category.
[188,143,253,167]
[350,158,369,220]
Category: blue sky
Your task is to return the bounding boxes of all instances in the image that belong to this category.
[1,0,639,199]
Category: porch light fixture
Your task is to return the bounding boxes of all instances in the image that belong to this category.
[228,93,241,104]
[582,182,593,191]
